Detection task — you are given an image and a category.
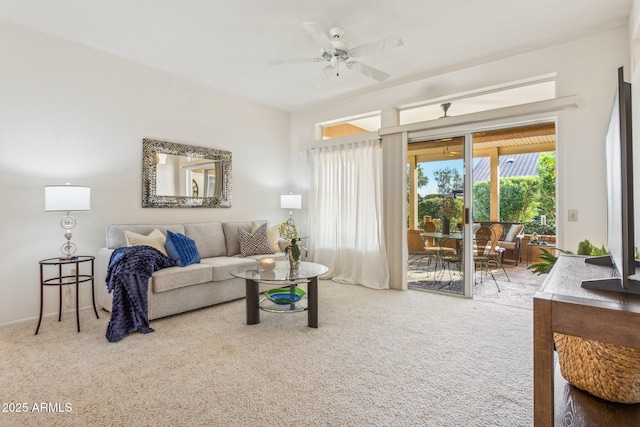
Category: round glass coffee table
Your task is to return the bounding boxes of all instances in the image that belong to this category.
[231,261,328,328]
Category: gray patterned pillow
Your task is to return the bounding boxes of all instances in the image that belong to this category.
[238,223,274,256]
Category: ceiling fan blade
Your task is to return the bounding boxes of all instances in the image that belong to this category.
[302,22,334,52]
[314,65,335,88]
[346,61,390,82]
[349,35,403,57]
[268,57,325,65]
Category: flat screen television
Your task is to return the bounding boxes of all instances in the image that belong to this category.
[581,66,640,294]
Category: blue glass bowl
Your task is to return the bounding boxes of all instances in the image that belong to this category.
[265,287,306,305]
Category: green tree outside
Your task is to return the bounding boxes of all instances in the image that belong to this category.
[406,164,429,203]
[410,153,555,230]
[418,166,464,227]
[537,152,556,221]
[471,152,555,224]
[499,176,540,222]
[472,177,540,222]
[473,181,490,221]
[433,167,463,195]
[418,196,463,226]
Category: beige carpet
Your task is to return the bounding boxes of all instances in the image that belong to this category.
[1,280,533,426]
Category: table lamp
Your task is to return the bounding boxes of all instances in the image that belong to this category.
[280,193,301,224]
[45,184,91,259]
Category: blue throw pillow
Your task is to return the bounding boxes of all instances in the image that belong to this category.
[165,231,201,267]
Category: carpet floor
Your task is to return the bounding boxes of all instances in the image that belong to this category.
[1,280,533,426]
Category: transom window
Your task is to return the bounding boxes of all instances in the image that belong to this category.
[399,79,556,126]
[319,112,381,140]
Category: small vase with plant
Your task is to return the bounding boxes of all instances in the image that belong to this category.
[284,238,302,272]
[438,196,458,235]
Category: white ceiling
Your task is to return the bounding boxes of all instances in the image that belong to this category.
[0,0,633,112]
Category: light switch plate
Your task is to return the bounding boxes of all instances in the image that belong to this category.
[568,209,578,222]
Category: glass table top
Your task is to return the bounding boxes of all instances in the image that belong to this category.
[231,261,328,282]
[40,255,95,265]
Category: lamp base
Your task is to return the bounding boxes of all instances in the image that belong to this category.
[60,241,77,259]
[59,212,78,258]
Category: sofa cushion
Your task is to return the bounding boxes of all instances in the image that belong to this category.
[200,257,258,282]
[106,224,185,249]
[239,223,274,256]
[165,231,201,267]
[222,221,263,256]
[124,229,168,256]
[151,263,213,293]
[184,222,227,258]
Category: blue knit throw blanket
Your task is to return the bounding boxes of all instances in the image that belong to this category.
[105,245,175,342]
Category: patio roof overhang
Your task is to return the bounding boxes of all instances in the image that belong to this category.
[407,123,556,161]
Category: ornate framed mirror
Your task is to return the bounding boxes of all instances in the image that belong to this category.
[142,138,231,208]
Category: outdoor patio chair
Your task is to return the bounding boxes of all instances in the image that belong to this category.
[488,223,510,281]
[473,226,500,292]
[440,241,463,284]
[407,229,437,271]
[422,222,457,256]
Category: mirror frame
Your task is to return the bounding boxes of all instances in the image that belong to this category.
[142,138,232,208]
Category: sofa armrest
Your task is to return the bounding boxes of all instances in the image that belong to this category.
[96,248,115,312]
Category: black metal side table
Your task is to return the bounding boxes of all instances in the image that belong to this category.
[35,256,99,335]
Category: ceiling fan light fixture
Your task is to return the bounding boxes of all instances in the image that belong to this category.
[329,27,344,39]
[272,22,403,87]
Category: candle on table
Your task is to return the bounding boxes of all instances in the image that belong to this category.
[260,258,276,271]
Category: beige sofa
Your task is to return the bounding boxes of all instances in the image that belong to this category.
[96,220,284,320]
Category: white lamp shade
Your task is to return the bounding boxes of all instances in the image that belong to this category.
[280,194,302,210]
[45,185,91,212]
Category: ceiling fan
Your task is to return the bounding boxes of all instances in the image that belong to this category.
[269,22,403,87]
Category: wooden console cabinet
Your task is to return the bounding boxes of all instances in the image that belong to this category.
[534,255,640,426]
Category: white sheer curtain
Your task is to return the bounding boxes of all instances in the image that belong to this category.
[305,139,389,289]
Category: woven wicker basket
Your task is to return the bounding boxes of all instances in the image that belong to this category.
[554,333,640,404]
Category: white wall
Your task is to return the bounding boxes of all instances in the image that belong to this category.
[292,27,630,256]
[0,21,291,325]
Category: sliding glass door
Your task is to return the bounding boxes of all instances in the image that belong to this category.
[407,135,472,296]
[406,120,557,298]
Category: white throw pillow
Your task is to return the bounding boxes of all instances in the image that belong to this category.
[504,224,524,242]
[266,225,281,252]
[252,222,281,253]
[124,228,168,256]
